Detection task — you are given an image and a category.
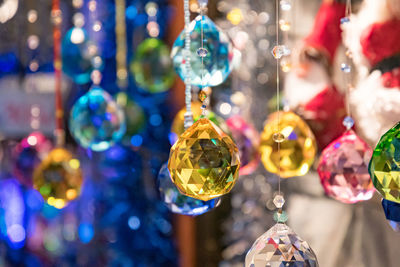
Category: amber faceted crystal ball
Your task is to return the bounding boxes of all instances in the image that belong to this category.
[168,118,240,201]
[33,148,83,209]
[259,111,317,178]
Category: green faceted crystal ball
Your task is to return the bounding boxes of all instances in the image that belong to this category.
[369,122,400,203]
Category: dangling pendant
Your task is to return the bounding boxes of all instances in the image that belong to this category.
[259,111,317,178]
[318,129,374,203]
[171,15,234,87]
[69,85,126,151]
[369,122,400,203]
[245,223,319,267]
[168,118,240,201]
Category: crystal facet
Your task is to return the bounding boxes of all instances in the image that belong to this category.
[246,223,319,267]
[170,102,230,145]
[69,86,126,151]
[382,199,400,231]
[273,210,288,223]
[33,148,83,209]
[158,163,219,216]
[342,116,355,130]
[168,118,240,201]
[171,15,234,87]
[226,116,260,175]
[340,63,351,73]
[259,111,317,178]
[197,47,208,58]
[130,38,174,93]
[271,45,290,59]
[369,122,400,203]
[61,27,95,84]
[317,130,374,203]
[340,17,350,25]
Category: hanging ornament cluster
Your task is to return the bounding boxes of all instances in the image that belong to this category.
[157,163,219,216]
[259,111,317,178]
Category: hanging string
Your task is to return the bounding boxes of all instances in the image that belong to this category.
[183,0,193,129]
[275,0,282,196]
[52,0,64,147]
[88,0,103,86]
[115,0,128,89]
[342,0,354,130]
[199,2,208,117]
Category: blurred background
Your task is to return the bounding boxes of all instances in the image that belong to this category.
[0,0,400,266]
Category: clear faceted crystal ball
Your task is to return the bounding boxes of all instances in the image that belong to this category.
[69,86,126,151]
[61,27,94,84]
[171,15,234,87]
[317,130,374,204]
[157,163,219,216]
[245,223,319,267]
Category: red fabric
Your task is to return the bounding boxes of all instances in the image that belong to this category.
[304,2,346,62]
[361,19,400,67]
[301,86,346,149]
[381,68,400,88]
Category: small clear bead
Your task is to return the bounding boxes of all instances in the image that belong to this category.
[340,17,350,25]
[280,0,292,11]
[198,0,208,8]
[341,63,351,73]
[198,90,207,102]
[273,132,285,143]
[271,45,290,59]
[273,210,288,223]
[197,47,208,58]
[273,194,285,209]
[343,116,354,130]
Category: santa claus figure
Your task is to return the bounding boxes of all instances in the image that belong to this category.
[284,0,400,148]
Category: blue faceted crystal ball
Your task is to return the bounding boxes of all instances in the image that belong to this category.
[171,15,234,87]
[157,163,220,216]
[61,27,94,84]
[69,86,126,151]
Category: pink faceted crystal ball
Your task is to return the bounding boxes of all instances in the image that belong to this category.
[226,116,260,176]
[317,130,374,204]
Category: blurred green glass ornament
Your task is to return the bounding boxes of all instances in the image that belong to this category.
[130,38,174,93]
[116,92,146,145]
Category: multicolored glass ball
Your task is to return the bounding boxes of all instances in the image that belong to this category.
[168,118,240,201]
[157,163,219,216]
[169,102,230,145]
[69,86,126,151]
[246,223,319,267]
[13,132,52,187]
[226,116,260,175]
[369,122,400,203]
[130,38,174,93]
[317,130,374,203]
[171,15,234,87]
[61,27,95,84]
[259,111,317,178]
[33,148,83,209]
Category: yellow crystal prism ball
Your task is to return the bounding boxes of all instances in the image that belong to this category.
[168,118,240,201]
[259,111,317,178]
[33,148,83,209]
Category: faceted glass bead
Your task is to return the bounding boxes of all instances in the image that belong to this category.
[168,118,240,201]
[169,102,230,145]
[69,86,126,151]
[342,116,355,130]
[157,163,219,216]
[259,111,317,178]
[130,38,174,93]
[280,0,292,11]
[226,116,260,175]
[369,122,400,203]
[171,15,234,87]
[61,27,94,84]
[273,210,288,223]
[13,132,52,187]
[246,223,319,267]
[340,17,350,25]
[340,63,351,73]
[33,148,83,209]
[317,130,374,204]
[273,194,285,208]
[115,92,146,146]
[271,45,290,59]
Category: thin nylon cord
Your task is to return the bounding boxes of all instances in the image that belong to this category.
[275,0,281,195]
[344,0,352,120]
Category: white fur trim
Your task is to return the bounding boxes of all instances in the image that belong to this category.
[350,70,400,146]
